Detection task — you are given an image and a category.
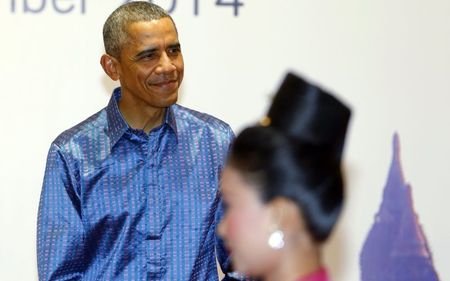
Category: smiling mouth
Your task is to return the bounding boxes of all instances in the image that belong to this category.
[150,80,178,91]
[151,78,177,85]
[157,80,175,85]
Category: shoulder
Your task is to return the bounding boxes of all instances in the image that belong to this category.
[172,104,234,140]
[52,108,107,151]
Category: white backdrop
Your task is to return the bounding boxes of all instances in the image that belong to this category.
[1,0,449,280]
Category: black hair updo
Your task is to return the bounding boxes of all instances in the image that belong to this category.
[228,73,351,242]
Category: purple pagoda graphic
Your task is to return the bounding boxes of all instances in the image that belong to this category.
[360,133,440,281]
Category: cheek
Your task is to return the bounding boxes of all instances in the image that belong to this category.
[176,60,184,77]
[226,210,257,241]
[140,67,155,79]
[227,211,278,276]
[129,63,155,80]
[176,53,184,67]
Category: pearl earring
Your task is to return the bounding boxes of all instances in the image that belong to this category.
[268,230,285,250]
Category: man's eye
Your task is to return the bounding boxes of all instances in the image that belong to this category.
[168,47,181,55]
[143,53,156,59]
[136,51,157,61]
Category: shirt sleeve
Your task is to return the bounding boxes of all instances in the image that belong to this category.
[37,143,86,281]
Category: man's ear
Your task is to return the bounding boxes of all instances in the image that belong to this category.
[100,54,120,81]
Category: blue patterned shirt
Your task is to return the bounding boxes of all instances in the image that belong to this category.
[37,88,234,281]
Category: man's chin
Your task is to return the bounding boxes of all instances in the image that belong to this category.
[159,94,178,107]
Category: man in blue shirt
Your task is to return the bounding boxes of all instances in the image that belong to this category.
[37,2,235,280]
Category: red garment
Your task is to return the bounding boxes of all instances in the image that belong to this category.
[295,267,329,281]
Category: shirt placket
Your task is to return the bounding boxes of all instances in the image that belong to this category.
[144,130,167,279]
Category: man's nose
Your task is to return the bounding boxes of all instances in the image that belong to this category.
[155,52,176,74]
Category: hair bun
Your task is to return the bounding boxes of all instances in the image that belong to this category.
[267,72,351,163]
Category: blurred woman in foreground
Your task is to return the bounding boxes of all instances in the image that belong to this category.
[218,73,351,281]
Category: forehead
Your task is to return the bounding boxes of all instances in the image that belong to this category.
[125,18,178,42]
[221,166,260,199]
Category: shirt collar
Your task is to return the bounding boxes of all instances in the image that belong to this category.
[106,87,179,147]
[165,103,178,138]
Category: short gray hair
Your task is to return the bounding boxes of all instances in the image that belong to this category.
[103,1,173,58]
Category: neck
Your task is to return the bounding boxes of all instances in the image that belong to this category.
[264,243,322,281]
[118,97,166,134]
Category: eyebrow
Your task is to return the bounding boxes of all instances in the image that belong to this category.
[134,43,181,60]
[168,43,181,49]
